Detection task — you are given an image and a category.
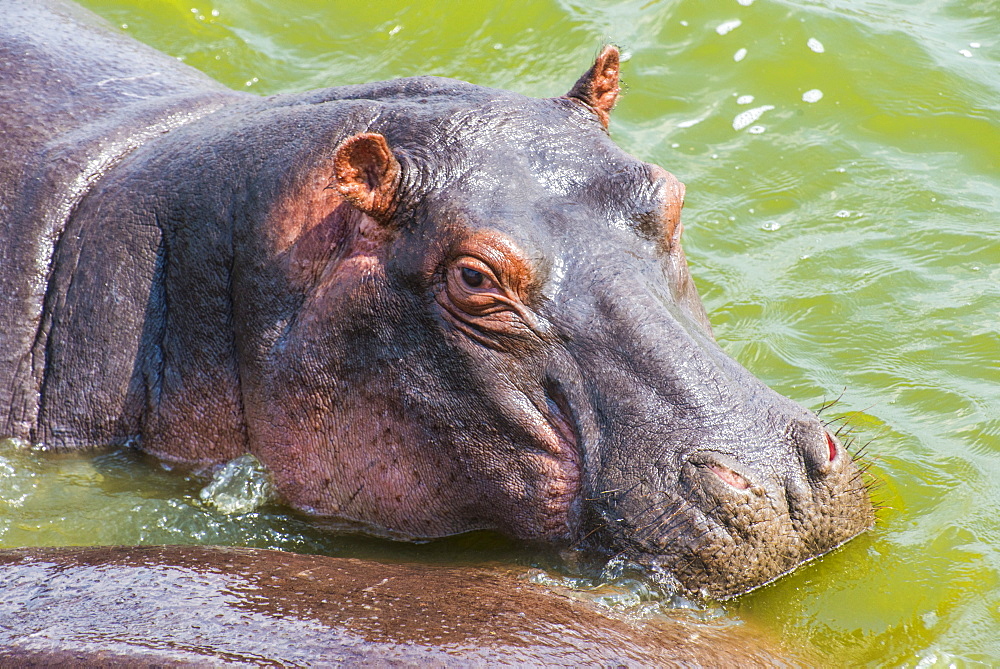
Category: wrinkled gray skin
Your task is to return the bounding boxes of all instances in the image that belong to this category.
[0,0,873,599]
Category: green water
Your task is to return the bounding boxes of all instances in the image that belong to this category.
[4,0,999,664]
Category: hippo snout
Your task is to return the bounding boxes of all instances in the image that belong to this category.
[600,419,873,600]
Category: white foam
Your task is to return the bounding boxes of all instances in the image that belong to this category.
[733,105,774,130]
[802,89,824,103]
[716,19,742,35]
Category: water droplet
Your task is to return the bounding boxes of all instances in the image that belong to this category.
[807,38,825,53]
[761,221,781,231]
[121,23,128,29]
[493,43,503,50]
[737,94,754,105]
[733,105,774,130]
[737,0,754,5]
[835,210,852,218]
[211,9,220,16]
[388,25,402,37]
[734,48,747,62]
[802,88,823,103]
[748,125,765,134]
[970,42,980,48]
[680,20,689,27]
[716,19,742,35]
[959,49,972,57]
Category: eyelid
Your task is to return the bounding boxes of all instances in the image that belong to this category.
[454,255,498,281]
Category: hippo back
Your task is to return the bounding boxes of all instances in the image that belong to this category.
[0,545,806,666]
[0,0,240,442]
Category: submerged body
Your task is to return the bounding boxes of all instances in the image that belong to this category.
[0,545,806,665]
[0,0,872,598]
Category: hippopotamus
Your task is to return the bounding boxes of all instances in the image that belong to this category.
[0,545,808,666]
[0,0,873,599]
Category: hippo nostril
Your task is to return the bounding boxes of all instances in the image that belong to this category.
[708,464,750,491]
[826,432,838,462]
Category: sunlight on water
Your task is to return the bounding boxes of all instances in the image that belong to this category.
[199,454,273,515]
[5,0,1000,663]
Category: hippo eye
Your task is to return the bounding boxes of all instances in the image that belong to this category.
[450,258,497,294]
[442,256,508,318]
[461,266,485,288]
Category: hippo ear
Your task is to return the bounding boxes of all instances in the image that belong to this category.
[333,132,401,222]
[567,45,621,128]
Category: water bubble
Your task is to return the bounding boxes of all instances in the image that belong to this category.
[748,125,765,134]
[388,25,402,37]
[716,19,742,35]
[807,38,825,53]
[211,9,219,17]
[835,210,852,218]
[737,0,755,5]
[733,104,774,130]
[970,42,980,48]
[493,43,503,50]
[734,48,747,62]
[802,88,823,103]
[761,221,781,231]
[680,20,689,27]
[959,49,973,58]
[737,94,754,105]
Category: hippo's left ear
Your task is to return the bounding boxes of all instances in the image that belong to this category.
[567,45,620,128]
[333,132,401,222]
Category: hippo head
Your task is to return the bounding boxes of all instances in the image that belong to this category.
[237,47,874,600]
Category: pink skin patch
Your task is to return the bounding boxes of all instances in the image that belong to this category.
[826,432,838,462]
[709,464,751,491]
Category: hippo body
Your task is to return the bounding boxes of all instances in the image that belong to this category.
[0,0,873,598]
[0,545,806,666]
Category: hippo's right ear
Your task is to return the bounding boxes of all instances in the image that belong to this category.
[332,132,401,222]
[567,45,620,128]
